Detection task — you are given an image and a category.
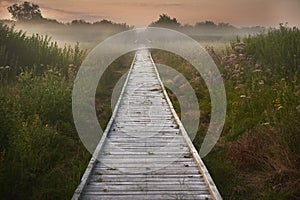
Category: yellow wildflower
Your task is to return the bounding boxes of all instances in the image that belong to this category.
[273,98,283,111]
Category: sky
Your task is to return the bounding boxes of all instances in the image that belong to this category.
[0,0,299,27]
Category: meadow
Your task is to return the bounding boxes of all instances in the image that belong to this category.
[0,21,299,199]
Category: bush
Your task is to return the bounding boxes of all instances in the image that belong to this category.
[0,69,90,199]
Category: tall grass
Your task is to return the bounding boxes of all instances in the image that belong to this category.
[153,25,300,199]
[0,70,91,199]
[0,23,86,82]
[243,23,300,75]
[0,24,90,199]
[0,24,135,199]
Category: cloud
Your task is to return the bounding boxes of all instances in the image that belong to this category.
[0,0,109,22]
[39,5,108,22]
[136,2,183,7]
[0,0,16,19]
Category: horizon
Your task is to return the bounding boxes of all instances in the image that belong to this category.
[0,0,300,28]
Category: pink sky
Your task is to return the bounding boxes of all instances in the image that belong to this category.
[0,0,299,27]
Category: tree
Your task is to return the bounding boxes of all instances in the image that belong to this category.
[71,19,90,25]
[149,14,181,28]
[7,1,43,21]
[195,21,217,28]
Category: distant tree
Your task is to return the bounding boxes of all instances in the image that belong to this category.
[71,19,90,25]
[94,19,113,25]
[149,14,181,28]
[195,21,217,28]
[217,22,236,29]
[7,1,43,21]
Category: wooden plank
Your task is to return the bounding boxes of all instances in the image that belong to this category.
[71,52,138,200]
[92,169,200,175]
[149,51,222,200]
[85,185,209,192]
[73,49,221,200]
[83,190,211,196]
[87,182,206,187]
[80,194,212,200]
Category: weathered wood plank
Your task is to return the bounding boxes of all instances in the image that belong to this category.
[81,194,212,200]
[72,49,221,200]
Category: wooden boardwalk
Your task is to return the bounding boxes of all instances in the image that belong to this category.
[72,49,222,200]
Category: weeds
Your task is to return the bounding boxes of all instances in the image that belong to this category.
[0,23,86,82]
[153,25,300,199]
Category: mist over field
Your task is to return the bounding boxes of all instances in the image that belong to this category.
[1,16,266,50]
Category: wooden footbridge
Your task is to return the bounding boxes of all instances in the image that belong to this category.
[72,49,222,200]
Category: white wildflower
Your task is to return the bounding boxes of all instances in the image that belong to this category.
[259,80,265,85]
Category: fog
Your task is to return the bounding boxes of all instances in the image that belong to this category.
[1,20,266,51]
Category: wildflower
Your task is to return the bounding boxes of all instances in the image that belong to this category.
[193,77,200,83]
[252,69,262,73]
[231,101,239,106]
[224,65,231,71]
[296,105,300,113]
[234,44,244,52]
[240,95,247,98]
[230,54,236,58]
[262,122,270,126]
[239,54,245,59]
[34,113,40,120]
[273,98,283,111]
[259,80,265,85]
[265,68,272,75]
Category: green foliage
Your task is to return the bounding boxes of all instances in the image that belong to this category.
[18,70,73,129]
[210,26,300,199]
[0,23,86,81]
[0,24,90,199]
[153,25,300,199]
[0,70,90,200]
[149,14,181,28]
[243,23,300,75]
[7,1,43,21]
[0,96,20,153]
